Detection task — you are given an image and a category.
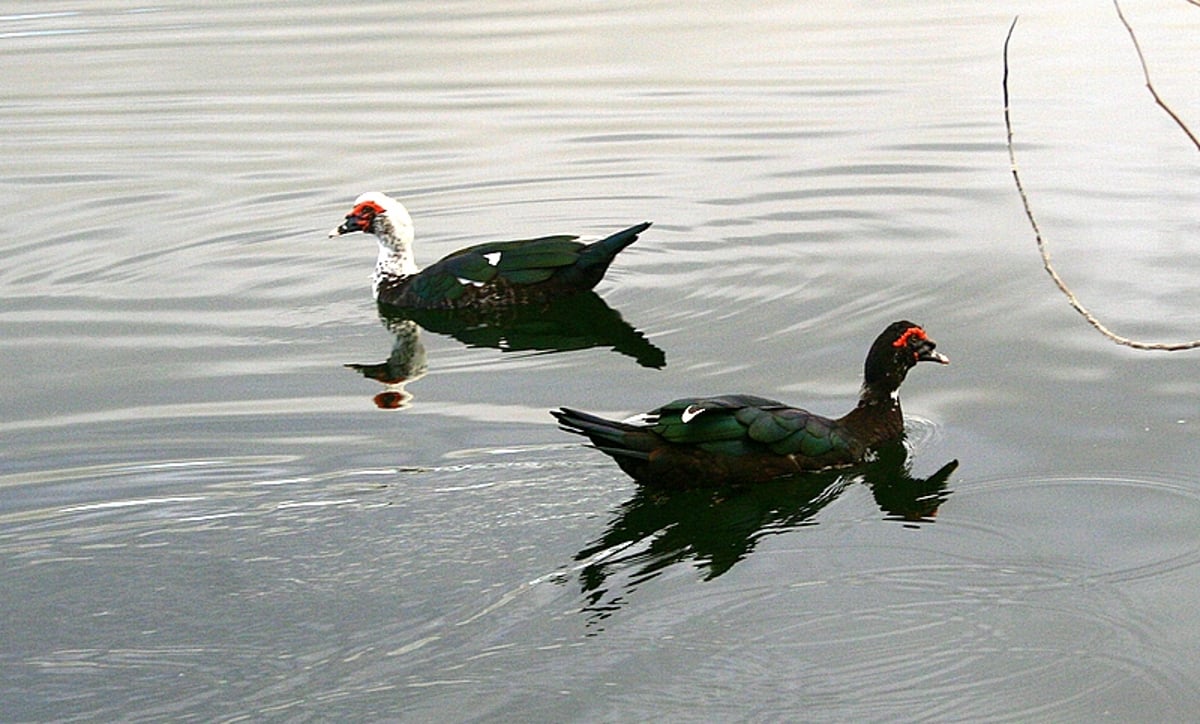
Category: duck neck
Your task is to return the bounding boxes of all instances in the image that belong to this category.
[371,216,419,297]
[838,383,905,449]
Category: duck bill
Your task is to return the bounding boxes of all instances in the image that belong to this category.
[328,217,362,238]
[919,349,950,365]
[329,205,378,237]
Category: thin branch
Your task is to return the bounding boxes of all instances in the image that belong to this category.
[1003,15,1200,351]
[1113,0,1200,151]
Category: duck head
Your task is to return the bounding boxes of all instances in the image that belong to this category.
[329,191,415,254]
[862,321,949,399]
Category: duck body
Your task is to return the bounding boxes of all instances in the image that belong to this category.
[553,395,866,488]
[377,227,648,308]
[553,321,948,488]
[330,192,649,310]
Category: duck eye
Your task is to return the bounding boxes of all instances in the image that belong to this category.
[892,326,927,349]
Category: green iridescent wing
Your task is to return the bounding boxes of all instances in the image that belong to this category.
[650,395,852,459]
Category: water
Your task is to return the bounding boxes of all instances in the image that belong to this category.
[4,1,1200,720]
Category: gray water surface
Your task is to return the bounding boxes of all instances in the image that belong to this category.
[4,1,1200,720]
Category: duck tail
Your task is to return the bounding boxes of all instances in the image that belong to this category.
[551,407,651,460]
[577,222,651,270]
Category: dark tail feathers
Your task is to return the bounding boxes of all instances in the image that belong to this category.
[578,222,651,268]
[551,407,651,460]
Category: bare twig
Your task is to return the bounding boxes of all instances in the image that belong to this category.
[1113,0,1200,151]
[1003,14,1200,351]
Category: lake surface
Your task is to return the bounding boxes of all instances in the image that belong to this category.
[4,1,1200,720]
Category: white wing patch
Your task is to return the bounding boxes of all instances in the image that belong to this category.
[622,412,659,427]
[482,251,502,266]
[455,277,485,287]
[680,404,706,423]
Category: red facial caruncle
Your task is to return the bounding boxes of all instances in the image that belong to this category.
[345,200,384,230]
[892,326,928,349]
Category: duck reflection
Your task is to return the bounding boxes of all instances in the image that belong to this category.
[864,442,957,525]
[345,317,429,409]
[383,291,665,368]
[575,442,957,627]
[347,291,665,408]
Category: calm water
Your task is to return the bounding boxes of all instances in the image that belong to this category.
[4,1,1200,720]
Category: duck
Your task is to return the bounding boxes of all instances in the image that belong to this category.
[551,321,949,488]
[329,192,651,309]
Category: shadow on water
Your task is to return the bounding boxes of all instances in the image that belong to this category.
[574,442,958,629]
[346,292,665,408]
